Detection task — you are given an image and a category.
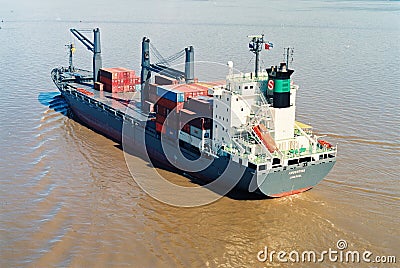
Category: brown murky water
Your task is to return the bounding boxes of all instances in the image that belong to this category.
[1,0,399,267]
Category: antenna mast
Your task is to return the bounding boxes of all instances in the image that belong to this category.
[248,34,273,78]
[248,34,264,78]
[283,47,294,68]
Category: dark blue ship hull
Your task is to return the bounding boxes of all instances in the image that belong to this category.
[59,87,336,197]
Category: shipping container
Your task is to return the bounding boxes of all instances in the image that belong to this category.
[99,68,139,88]
[155,74,178,85]
[99,76,117,87]
[155,122,165,133]
[117,67,136,77]
[124,84,136,92]
[179,109,196,127]
[156,105,168,117]
[156,97,184,111]
[103,67,136,79]
[100,77,133,87]
[94,82,104,91]
[184,96,213,117]
[156,86,185,102]
[167,84,208,101]
[133,77,141,85]
[104,84,125,93]
[156,114,166,124]
[142,101,154,113]
[99,68,122,80]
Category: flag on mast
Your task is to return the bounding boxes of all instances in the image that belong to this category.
[265,42,273,50]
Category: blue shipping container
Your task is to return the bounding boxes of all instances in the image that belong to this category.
[156,86,184,103]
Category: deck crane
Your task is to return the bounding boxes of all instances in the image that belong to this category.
[70,28,102,82]
[140,37,194,88]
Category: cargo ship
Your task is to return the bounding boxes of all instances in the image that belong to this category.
[51,28,337,197]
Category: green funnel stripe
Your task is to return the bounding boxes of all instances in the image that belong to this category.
[273,79,291,93]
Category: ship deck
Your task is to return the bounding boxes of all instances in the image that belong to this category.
[60,70,149,123]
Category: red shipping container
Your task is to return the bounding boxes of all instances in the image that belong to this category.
[170,84,208,101]
[104,84,124,93]
[156,105,168,117]
[156,114,166,124]
[94,82,103,91]
[100,76,119,87]
[99,68,117,80]
[155,122,166,133]
[103,83,112,92]
[124,84,136,92]
[156,97,184,111]
[100,67,136,80]
[115,67,135,78]
[133,77,141,85]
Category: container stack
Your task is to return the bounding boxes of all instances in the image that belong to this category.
[179,95,213,140]
[179,109,212,136]
[96,67,140,93]
[153,83,209,136]
[154,86,183,135]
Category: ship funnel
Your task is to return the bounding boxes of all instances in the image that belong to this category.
[185,46,194,83]
[93,28,102,82]
[266,64,294,108]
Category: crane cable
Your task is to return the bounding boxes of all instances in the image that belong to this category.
[150,43,186,66]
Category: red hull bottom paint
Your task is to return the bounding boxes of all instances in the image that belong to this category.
[269,187,312,198]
